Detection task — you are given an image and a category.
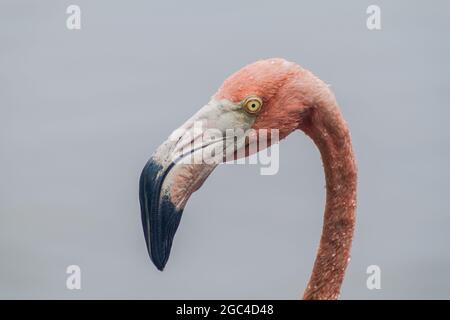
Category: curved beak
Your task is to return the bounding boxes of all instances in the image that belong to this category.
[139,99,255,270]
[139,158,182,271]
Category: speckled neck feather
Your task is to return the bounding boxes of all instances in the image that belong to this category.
[300,88,357,300]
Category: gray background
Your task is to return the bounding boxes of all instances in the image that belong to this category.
[1,0,449,299]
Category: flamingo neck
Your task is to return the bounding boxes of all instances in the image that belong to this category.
[300,95,357,300]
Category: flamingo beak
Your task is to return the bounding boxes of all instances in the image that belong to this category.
[139,152,217,271]
[139,99,256,271]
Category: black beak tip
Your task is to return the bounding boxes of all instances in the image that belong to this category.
[139,158,184,272]
[143,239,167,271]
[152,255,166,272]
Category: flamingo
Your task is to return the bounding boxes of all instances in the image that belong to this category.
[139,58,357,300]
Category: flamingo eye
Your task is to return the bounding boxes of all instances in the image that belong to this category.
[242,96,263,114]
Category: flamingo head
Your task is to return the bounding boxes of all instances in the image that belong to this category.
[140,58,319,270]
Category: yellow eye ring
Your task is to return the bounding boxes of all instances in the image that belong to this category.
[242,96,263,114]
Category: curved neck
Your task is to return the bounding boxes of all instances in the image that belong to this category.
[300,96,357,300]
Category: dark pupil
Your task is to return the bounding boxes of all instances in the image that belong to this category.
[251,103,256,108]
